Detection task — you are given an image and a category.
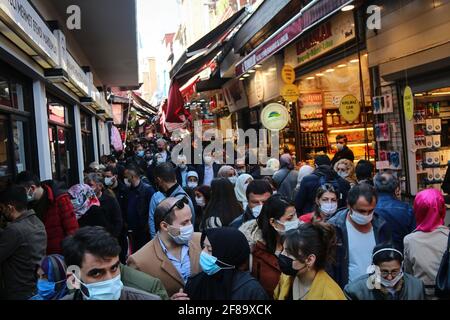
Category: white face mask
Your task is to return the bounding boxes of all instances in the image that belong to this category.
[380,271,403,288]
[124,178,131,187]
[336,143,344,151]
[350,209,374,225]
[104,177,115,187]
[168,224,194,245]
[187,181,198,189]
[338,171,349,179]
[195,196,205,208]
[275,219,300,235]
[228,176,237,185]
[319,201,338,217]
[251,205,263,218]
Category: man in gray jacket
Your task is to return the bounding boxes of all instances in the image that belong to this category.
[0,186,47,300]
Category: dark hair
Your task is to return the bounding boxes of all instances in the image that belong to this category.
[104,166,118,175]
[154,198,183,231]
[258,194,294,254]
[125,164,142,178]
[107,155,117,163]
[153,162,176,183]
[15,171,41,188]
[374,172,399,195]
[347,183,378,207]
[284,222,336,270]
[313,183,339,221]
[0,185,28,212]
[246,179,273,199]
[202,178,243,228]
[62,226,121,267]
[336,134,348,143]
[195,185,211,204]
[134,144,143,151]
[262,176,278,192]
[355,160,374,181]
[315,155,331,167]
[372,242,403,265]
[84,173,104,186]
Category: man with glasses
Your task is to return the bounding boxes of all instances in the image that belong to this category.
[127,197,201,299]
[328,183,392,288]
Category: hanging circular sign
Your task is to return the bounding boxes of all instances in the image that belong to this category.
[280,83,299,103]
[255,70,264,101]
[281,65,295,84]
[339,94,361,122]
[260,103,290,131]
[403,86,414,121]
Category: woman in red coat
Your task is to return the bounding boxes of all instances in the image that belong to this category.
[300,183,339,224]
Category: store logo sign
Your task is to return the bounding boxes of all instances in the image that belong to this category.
[367,5,381,30]
[66,5,81,30]
[261,103,290,131]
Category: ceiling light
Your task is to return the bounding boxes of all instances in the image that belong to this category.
[306,76,315,80]
[337,64,347,68]
[316,73,324,77]
[243,73,250,77]
[254,64,262,69]
[239,77,245,81]
[341,5,355,11]
[326,68,335,73]
[349,59,359,63]
[248,69,256,73]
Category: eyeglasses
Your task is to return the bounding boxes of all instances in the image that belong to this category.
[162,197,189,219]
[380,270,401,278]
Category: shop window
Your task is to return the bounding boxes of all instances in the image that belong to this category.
[13,121,27,173]
[0,118,11,178]
[80,112,94,166]
[0,77,11,108]
[48,103,68,125]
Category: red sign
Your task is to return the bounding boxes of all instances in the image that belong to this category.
[235,0,354,76]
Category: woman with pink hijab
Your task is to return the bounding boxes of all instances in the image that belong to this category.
[404,188,449,299]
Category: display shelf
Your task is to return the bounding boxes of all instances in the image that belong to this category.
[302,130,324,133]
[301,145,328,148]
[414,121,426,125]
[328,125,374,132]
[300,117,323,121]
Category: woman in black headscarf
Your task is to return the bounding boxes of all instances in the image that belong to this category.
[185,227,269,300]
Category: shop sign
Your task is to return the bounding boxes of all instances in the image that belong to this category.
[235,0,354,76]
[403,86,414,121]
[66,53,90,97]
[281,65,295,84]
[254,70,264,101]
[261,103,290,131]
[280,84,299,103]
[339,94,360,122]
[299,93,322,107]
[285,11,355,68]
[0,0,59,66]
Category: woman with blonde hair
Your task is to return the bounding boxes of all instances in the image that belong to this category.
[333,159,357,187]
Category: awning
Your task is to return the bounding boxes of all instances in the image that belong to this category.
[131,92,159,114]
[170,7,249,85]
[235,0,354,76]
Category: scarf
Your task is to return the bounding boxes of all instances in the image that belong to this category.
[68,184,100,219]
[413,188,446,232]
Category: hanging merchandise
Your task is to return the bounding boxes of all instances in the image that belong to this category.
[110,126,123,152]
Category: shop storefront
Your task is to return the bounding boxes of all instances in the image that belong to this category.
[0,61,37,188]
[366,0,450,196]
[284,10,374,165]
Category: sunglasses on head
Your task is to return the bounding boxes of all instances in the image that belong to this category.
[162,196,189,219]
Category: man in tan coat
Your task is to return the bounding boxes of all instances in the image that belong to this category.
[127,197,201,299]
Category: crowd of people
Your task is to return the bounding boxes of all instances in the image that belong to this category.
[0,134,449,301]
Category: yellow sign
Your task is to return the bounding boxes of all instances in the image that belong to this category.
[403,86,414,121]
[280,84,299,103]
[339,94,360,122]
[281,65,296,84]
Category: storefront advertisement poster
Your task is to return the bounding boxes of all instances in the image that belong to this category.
[280,83,299,103]
[281,65,296,84]
[339,94,360,122]
[403,86,414,121]
[223,78,248,113]
[285,11,355,69]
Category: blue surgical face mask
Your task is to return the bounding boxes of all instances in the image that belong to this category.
[37,279,56,299]
[199,251,234,276]
[79,274,123,300]
[137,150,145,158]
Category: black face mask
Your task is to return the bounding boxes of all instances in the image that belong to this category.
[278,254,301,277]
[158,147,164,152]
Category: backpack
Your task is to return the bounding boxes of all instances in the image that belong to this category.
[314,171,343,201]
